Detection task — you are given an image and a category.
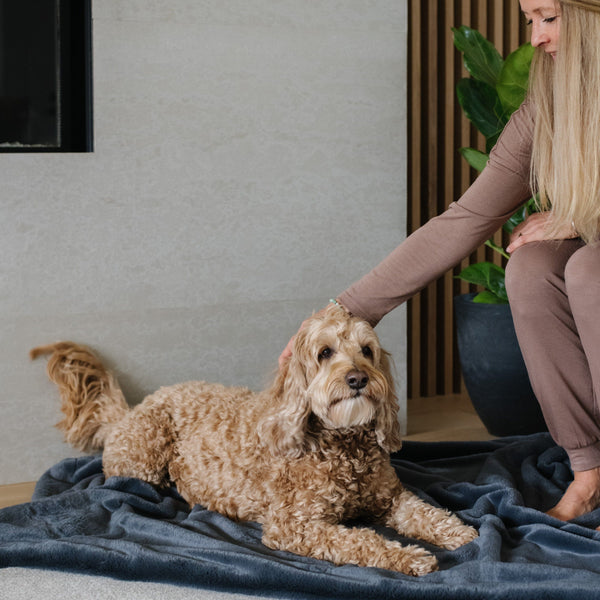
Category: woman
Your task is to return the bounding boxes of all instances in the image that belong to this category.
[280,0,600,523]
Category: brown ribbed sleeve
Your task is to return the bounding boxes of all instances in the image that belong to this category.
[338,100,535,327]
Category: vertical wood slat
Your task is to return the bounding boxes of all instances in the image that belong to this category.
[425,1,439,397]
[407,0,529,400]
[443,0,456,394]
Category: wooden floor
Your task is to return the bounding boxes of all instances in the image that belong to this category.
[0,482,36,510]
[403,393,493,443]
[0,394,492,510]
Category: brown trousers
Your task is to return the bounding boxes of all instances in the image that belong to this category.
[506,240,600,471]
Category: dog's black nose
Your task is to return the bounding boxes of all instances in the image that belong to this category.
[346,370,369,390]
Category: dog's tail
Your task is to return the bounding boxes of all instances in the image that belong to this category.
[31,342,129,453]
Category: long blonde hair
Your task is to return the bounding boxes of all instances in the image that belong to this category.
[529,0,600,244]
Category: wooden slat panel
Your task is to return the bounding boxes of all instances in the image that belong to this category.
[443,0,457,394]
[425,0,439,396]
[407,0,529,400]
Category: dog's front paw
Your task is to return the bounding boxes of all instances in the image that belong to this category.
[439,523,478,550]
[377,543,438,576]
[398,544,439,576]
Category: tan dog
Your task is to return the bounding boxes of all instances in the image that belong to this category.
[32,305,477,575]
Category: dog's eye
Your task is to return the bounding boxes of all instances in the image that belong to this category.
[361,346,373,359]
[318,347,334,361]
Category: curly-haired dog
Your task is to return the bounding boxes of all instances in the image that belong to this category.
[32,305,477,575]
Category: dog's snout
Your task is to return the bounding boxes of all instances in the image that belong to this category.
[345,370,369,391]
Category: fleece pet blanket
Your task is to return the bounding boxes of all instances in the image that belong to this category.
[1,433,600,599]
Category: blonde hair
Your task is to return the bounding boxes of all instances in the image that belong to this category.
[529,0,600,244]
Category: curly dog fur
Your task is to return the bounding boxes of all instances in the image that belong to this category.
[32,305,477,575]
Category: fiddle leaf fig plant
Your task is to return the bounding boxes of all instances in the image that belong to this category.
[452,26,536,303]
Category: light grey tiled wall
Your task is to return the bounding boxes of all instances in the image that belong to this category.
[0,1,407,484]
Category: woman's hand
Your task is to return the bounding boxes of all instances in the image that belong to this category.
[278,306,328,368]
[506,212,578,253]
[278,333,298,368]
[279,305,336,369]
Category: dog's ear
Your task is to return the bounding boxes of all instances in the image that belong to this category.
[374,350,403,453]
[258,346,312,458]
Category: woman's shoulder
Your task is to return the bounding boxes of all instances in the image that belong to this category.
[504,97,535,141]
[518,96,536,121]
[488,98,535,157]
[487,97,534,176]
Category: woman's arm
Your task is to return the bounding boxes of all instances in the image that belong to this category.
[279,100,535,364]
[338,99,535,327]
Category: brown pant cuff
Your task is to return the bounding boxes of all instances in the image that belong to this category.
[566,439,600,472]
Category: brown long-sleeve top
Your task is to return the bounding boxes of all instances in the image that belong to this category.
[337,99,536,327]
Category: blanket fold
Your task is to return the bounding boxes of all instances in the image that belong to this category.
[2,433,600,599]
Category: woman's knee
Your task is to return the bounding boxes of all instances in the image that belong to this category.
[564,244,600,295]
[505,241,563,305]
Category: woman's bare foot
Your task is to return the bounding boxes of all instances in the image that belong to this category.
[546,467,600,522]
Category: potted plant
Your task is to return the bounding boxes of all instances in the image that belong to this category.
[451,26,546,436]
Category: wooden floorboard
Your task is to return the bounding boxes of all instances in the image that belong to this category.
[404,393,494,442]
[0,481,36,509]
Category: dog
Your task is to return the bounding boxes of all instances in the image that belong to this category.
[31,304,477,575]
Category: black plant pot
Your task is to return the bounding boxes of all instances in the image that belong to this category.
[454,293,547,437]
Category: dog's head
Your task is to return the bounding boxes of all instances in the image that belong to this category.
[259,305,402,457]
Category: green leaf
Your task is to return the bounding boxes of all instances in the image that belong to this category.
[457,262,498,288]
[472,290,509,304]
[452,26,504,88]
[503,206,528,233]
[525,195,540,214]
[497,43,535,114]
[456,78,506,144]
[459,147,489,172]
[456,262,508,302]
[502,196,540,233]
[484,238,509,260]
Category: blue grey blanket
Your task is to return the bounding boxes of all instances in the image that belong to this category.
[1,433,600,599]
